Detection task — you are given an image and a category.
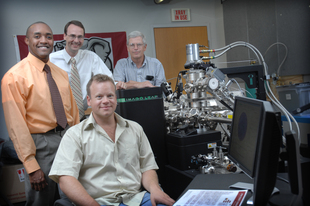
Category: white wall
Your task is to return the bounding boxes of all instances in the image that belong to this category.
[0,0,226,140]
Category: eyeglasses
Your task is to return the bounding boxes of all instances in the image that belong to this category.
[68,34,84,40]
[128,43,144,49]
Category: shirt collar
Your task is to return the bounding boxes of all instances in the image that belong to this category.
[83,112,129,131]
[27,52,51,72]
[63,48,80,64]
[114,112,128,127]
[129,55,147,68]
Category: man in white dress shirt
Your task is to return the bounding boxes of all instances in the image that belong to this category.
[50,20,113,120]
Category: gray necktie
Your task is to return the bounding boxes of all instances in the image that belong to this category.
[70,57,84,119]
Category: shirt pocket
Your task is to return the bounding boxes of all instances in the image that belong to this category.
[124,139,139,166]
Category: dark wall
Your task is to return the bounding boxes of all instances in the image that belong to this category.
[222,0,310,76]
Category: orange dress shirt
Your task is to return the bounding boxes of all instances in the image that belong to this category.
[1,53,79,174]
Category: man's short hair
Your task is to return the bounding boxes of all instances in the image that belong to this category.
[87,74,115,97]
[26,21,51,37]
[127,31,146,45]
[64,20,85,35]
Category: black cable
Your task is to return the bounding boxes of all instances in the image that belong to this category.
[276,175,289,184]
[292,103,310,115]
[220,100,233,111]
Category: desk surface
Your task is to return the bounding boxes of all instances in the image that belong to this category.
[179,173,301,206]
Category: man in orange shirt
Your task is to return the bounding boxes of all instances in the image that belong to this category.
[1,21,79,206]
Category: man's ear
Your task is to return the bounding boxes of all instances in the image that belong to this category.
[87,95,91,107]
[24,37,29,46]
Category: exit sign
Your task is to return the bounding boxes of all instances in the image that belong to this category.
[171,8,190,22]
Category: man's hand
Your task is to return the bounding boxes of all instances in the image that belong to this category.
[29,169,48,191]
[116,81,127,90]
[137,81,155,88]
[126,80,155,89]
[116,80,155,90]
[150,188,175,206]
[142,170,175,206]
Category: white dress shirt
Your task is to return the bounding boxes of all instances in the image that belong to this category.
[50,49,113,110]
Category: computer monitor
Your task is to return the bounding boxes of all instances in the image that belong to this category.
[228,96,282,205]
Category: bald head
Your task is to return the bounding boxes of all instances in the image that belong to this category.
[24,21,54,63]
[26,21,52,37]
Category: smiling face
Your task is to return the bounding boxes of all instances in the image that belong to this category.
[127,36,147,62]
[25,23,53,63]
[87,80,117,121]
[64,24,84,57]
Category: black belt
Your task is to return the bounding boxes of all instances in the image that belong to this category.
[47,125,65,133]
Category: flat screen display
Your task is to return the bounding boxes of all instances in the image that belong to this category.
[228,96,283,205]
[228,97,263,177]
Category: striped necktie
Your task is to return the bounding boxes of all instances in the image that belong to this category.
[70,57,84,119]
[43,64,68,129]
